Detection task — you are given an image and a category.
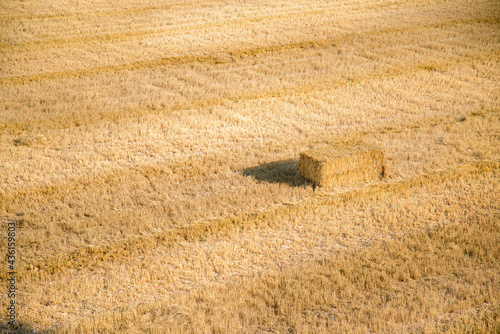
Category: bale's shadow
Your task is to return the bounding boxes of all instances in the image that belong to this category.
[242,159,312,187]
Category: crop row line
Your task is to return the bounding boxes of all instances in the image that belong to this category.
[56,210,499,333]
[3,156,497,282]
[0,0,222,22]
[1,0,434,24]
[0,0,450,50]
[0,8,341,50]
[0,106,494,211]
[1,17,497,86]
[0,48,497,136]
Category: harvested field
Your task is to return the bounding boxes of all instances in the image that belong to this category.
[0,0,499,333]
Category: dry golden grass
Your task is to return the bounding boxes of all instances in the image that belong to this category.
[4,160,499,333]
[1,0,499,332]
[116,216,500,332]
[56,194,500,333]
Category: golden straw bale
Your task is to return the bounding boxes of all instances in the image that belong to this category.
[298,143,385,188]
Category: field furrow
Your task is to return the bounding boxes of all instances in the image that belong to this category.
[0,0,224,19]
[1,56,497,197]
[4,0,474,49]
[13,160,500,280]
[2,0,454,43]
[1,109,497,280]
[8,160,499,331]
[1,21,498,131]
[2,14,498,78]
[59,212,499,333]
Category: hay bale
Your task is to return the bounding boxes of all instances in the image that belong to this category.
[298,143,385,188]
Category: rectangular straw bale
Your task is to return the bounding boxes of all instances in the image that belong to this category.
[298,143,385,188]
